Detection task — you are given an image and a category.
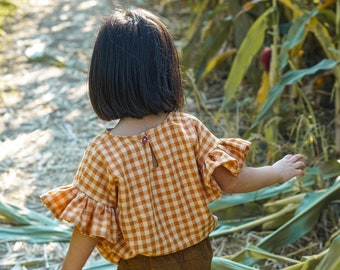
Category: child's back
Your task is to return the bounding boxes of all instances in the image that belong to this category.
[41,7,305,270]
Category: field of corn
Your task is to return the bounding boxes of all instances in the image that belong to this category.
[1,0,340,269]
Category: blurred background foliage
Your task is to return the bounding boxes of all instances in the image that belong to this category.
[176,0,340,168]
[168,0,340,268]
[0,0,17,36]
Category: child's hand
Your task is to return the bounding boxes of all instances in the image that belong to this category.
[272,154,305,183]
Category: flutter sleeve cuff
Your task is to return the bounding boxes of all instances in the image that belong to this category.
[40,185,119,243]
[201,138,251,201]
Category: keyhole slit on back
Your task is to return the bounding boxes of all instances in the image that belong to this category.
[141,134,159,168]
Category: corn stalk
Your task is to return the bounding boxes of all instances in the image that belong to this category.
[335,0,340,155]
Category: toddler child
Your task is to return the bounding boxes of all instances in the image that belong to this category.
[41,7,305,270]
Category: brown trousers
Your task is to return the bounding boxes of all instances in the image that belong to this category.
[117,238,213,270]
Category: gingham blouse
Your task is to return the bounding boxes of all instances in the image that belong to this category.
[41,112,250,264]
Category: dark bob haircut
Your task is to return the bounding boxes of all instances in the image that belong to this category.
[89,8,184,121]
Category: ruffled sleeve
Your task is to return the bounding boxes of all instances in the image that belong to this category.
[40,138,119,243]
[193,118,251,202]
[202,138,251,182]
[40,185,119,243]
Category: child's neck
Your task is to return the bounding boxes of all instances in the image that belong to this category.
[110,113,168,136]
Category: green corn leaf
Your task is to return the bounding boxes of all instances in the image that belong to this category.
[0,198,31,225]
[211,257,257,270]
[230,244,300,265]
[181,0,213,66]
[83,259,117,270]
[200,49,237,80]
[309,16,338,60]
[282,246,331,270]
[210,203,297,238]
[231,180,340,266]
[220,7,275,111]
[213,202,263,221]
[322,159,340,179]
[278,9,319,71]
[0,197,72,243]
[0,197,62,226]
[195,15,233,80]
[251,59,338,129]
[0,224,72,243]
[258,181,340,249]
[315,235,340,270]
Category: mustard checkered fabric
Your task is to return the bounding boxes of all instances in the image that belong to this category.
[40,112,250,264]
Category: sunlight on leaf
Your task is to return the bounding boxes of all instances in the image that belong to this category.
[212,257,257,270]
[220,7,275,112]
[201,49,237,80]
[315,234,340,270]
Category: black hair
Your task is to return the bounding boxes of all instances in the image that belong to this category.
[89,7,183,121]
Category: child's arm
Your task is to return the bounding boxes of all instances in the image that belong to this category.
[213,154,305,193]
[61,226,98,270]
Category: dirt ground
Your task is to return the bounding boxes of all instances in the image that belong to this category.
[0,1,239,269]
[1,0,146,213]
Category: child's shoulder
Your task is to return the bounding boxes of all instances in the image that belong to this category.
[85,130,114,150]
[171,111,201,123]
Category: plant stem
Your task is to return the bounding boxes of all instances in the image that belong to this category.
[270,0,279,88]
[335,0,340,156]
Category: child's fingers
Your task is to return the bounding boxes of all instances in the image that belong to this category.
[294,161,305,169]
[283,154,293,159]
[289,154,304,162]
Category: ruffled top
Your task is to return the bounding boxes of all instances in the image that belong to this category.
[40,112,250,264]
